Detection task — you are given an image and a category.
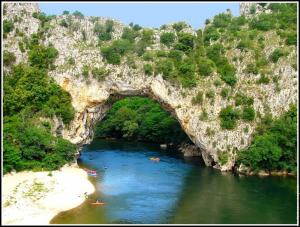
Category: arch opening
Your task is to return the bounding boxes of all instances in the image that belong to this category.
[77,94,213,166]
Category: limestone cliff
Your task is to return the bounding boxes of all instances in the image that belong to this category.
[3,3,297,171]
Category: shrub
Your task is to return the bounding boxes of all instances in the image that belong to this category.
[237,39,252,51]
[285,32,297,45]
[212,12,232,28]
[155,59,174,79]
[218,63,237,86]
[143,64,153,75]
[3,20,14,37]
[28,45,59,70]
[220,88,229,99]
[172,21,187,32]
[219,106,240,129]
[191,91,203,105]
[219,152,229,165]
[199,109,208,121]
[168,50,183,62]
[269,48,286,63]
[203,26,220,45]
[214,79,222,87]
[101,39,132,65]
[257,74,270,84]
[198,57,215,77]
[245,63,258,74]
[142,52,154,61]
[91,67,108,81]
[62,10,69,15]
[59,19,68,27]
[73,10,84,18]
[250,14,275,31]
[174,33,194,53]
[234,93,254,106]
[3,51,16,67]
[94,20,114,41]
[82,65,89,78]
[242,106,256,121]
[206,90,215,99]
[160,32,176,46]
[121,27,138,43]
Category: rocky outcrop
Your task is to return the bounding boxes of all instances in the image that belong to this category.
[240,3,271,18]
[3,3,298,171]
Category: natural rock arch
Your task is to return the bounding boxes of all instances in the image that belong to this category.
[58,75,217,168]
[3,2,297,171]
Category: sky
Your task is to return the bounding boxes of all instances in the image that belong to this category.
[39,2,240,29]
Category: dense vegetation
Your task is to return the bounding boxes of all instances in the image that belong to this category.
[238,105,297,173]
[95,97,188,144]
[3,31,76,174]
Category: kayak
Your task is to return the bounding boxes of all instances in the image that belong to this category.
[149,157,160,162]
[84,168,97,173]
[91,202,105,205]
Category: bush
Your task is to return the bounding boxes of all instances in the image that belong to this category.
[203,26,220,45]
[91,67,108,81]
[212,13,232,28]
[234,93,254,106]
[219,106,240,129]
[285,32,297,45]
[172,21,187,32]
[242,106,255,121]
[218,63,237,86]
[257,74,270,84]
[3,20,14,37]
[143,64,153,75]
[206,90,215,99]
[250,14,275,31]
[101,39,132,65]
[174,33,194,53]
[198,57,215,77]
[245,63,258,74]
[73,10,84,18]
[3,51,16,67]
[160,32,176,46]
[59,19,68,27]
[121,27,138,43]
[168,50,183,62]
[269,48,286,63]
[191,91,203,105]
[221,88,230,98]
[62,10,69,15]
[155,59,174,79]
[28,45,58,69]
[82,65,89,78]
[94,20,114,41]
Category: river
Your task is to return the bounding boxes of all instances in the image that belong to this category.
[51,139,297,224]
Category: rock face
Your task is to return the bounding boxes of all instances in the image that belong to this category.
[3,3,298,171]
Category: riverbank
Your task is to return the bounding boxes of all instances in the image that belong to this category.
[2,164,95,225]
